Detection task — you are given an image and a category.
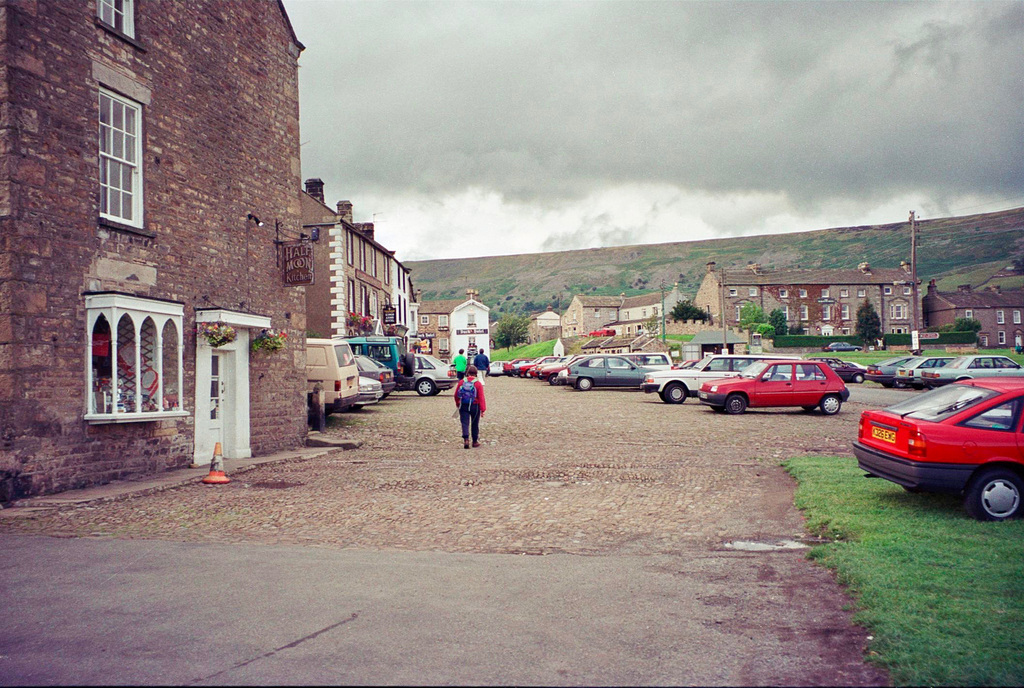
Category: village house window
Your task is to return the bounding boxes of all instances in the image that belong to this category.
[884,286,893,295]
[439,337,449,352]
[998,331,1006,345]
[965,309,973,319]
[359,285,367,315]
[782,306,789,320]
[346,233,354,265]
[348,280,356,314]
[840,289,849,298]
[735,305,741,322]
[97,0,135,38]
[467,311,476,326]
[892,326,908,334]
[85,293,185,422]
[857,289,866,298]
[99,89,143,227]
[360,241,367,272]
[903,286,912,296]
[371,249,378,278]
[821,289,830,298]
[996,310,1005,324]
[891,304,907,320]
[642,308,647,318]
[979,334,988,347]
[841,304,850,320]
[840,327,851,335]
[779,288,788,298]
[1014,310,1021,324]
[822,305,832,320]
[748,288,757,297]
[729,288,737,297]
[800,305,809,321]
[420,315,429,325]
[439,315,449,328]
[799,289,807,298]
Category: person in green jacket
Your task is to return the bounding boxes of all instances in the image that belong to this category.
[453,349,468,380]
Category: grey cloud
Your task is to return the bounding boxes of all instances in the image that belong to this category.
[288,0,1024,212]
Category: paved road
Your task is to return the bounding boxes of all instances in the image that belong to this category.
[1,376,889,686]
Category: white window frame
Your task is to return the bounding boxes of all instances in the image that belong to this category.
[439,337,449,352]
[99,88,143,228]
[891,304,907,320]
[97,0,135,38]
[965,309,973,319]
[823,305,832,320]
[841,304,850,320]
[85,293,186,423]
[979,335,988,347]
[821,289,830,298]
[840,289,849,298]
[782,306,789,320]
[467,311,477,326]
[884,286,893,295]
[800,305,809,321]
[748,287,757,297]
[799,289,808,298]
[903,286,912,296]
[735,305,741,322]
[998,331,1006,345]
[1014,310,1021,325]
[439,315,449,327]
[779,288,788,298]
[857,289,866,298]
[729,288,737,297]
[996,310,1005,324]
[420,315,429,325]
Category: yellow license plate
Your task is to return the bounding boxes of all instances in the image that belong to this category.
[871,426,896,444]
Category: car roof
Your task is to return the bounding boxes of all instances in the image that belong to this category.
[955,378,1024,392]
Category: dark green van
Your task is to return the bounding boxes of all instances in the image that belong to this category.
[344,336,409,382]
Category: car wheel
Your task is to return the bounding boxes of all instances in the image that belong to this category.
[852,373,865,384]
[663,382,687,404]
[548,375,558,386]
[964,469,1023,521]
[416,378,437,396]
[819,394,842,415]
[575,377,594,391]
[724,394,746,415]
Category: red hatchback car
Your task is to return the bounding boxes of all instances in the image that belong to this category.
[853,379,1024,520]
[698,359,849,415]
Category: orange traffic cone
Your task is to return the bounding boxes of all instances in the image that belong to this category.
[202,442,230,484]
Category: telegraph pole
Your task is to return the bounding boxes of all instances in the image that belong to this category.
[909,210,921,348]
[720,268,728,354]
[659,280,667,344]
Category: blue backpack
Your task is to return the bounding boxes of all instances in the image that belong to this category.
[457,379,477,406]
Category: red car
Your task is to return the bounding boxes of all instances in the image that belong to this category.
[853,378,1024,520]
[588,329,616,337]
[502,358,532,376]
[697,360,849,415]
[523,356,561,378]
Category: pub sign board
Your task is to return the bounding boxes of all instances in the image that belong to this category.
[382,305,397,325]
[282,241,314,286]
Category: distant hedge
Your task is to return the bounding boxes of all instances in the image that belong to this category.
[773,334,863,348]
[884,331,978,346]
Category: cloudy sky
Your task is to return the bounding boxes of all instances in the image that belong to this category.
[282,0,1024,261]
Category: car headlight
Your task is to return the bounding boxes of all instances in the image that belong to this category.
[709,385,718,393]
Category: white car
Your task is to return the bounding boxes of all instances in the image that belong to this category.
[488,361,505,376]
[640,353,801,403]
[351,376,383,409]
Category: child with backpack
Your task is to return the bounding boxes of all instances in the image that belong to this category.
[454,365,486,449]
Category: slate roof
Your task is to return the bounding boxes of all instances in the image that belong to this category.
[575,295,624,307]
[721,267,911,286]
[929,288,1024,309]
[418,299,464,314]
[620,292,663,309]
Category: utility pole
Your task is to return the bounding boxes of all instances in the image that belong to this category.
[720,268,728,354]
[909,210,921,347]
[659,280,667,344]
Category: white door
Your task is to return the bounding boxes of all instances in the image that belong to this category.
[208,352,225,449]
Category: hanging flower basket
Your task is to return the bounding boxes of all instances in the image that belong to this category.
[197,322,236,348]
[346,311,375,335]
[251,328,288,353]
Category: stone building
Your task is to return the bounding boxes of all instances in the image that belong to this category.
[0,0,306,501]
[612,286,684,336]
[923,282,1023,349]
[301,179,415,340]
[560,287,683,338]
[694,262,919,337]
[414,297,463,360]
[413,290,490,361]
[528,307,562,343]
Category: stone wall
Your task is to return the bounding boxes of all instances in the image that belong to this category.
[0,1,306,500]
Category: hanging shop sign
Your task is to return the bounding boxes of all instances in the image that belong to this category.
[282,241,314,286]
[382,305,397,325]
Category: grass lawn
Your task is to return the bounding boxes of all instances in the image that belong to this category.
[490,340,556,361]
[784,456,1024,686]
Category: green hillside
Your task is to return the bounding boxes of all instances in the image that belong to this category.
[408,207,1024,317]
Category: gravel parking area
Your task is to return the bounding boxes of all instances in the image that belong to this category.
[4,376,869,554]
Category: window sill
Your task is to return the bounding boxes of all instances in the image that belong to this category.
[99,217,155,238]
[95,18,146,51]
[85,410,189,424]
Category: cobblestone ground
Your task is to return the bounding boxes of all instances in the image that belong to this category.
[2,376,863,555]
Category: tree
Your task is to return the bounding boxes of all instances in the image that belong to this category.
[755,323,775,338]
[493,315,530,350]
[670,299,708,322]
[738,302,767,332]
[856,300,882,343]
[953,317,982,332]
[768,308,788,337]
[642,313,660,337]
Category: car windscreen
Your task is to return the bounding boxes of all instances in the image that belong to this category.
[885,384,1000,422]
[740,361,770,378]
[334,344,354,366]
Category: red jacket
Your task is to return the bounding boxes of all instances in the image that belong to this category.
[453,377,486,413]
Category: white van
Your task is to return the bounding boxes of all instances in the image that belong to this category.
[306,338,360,414]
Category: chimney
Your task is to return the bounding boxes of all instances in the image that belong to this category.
[957,284,972,293]
[706,261,717,273]
[748,263,761,275]
[858,262,871,274]
[336,201,353,224]
[415,289,422,303]
[988,285,1002,294]
[354,222,374,241]
[304,178,325,204]
[927,279,937,296]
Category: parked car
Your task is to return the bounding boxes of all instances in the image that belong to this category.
[621,352,672,370]
[565,354,656,390]
[918,355,1024,388]
[411,354,458,396]
[550,355,593,385]
[532,356,573,382]
[641,353,802,404]
[893,356,954,389]
[350,375,383,409]
[588,329,616,337]
[354,354,396,397]
[488,360,505,376]
[806,356,867,383]
[672,360,699,370]
[698,360,849,415]
[305,338,360,415]
[502,358,533,376]
[853,379,1024,520]
[822,342,863,352]
[864,356,918,387]
[521,356,561,378]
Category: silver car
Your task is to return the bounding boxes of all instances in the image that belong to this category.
[411,354,458,396]
[351,376,383,409]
